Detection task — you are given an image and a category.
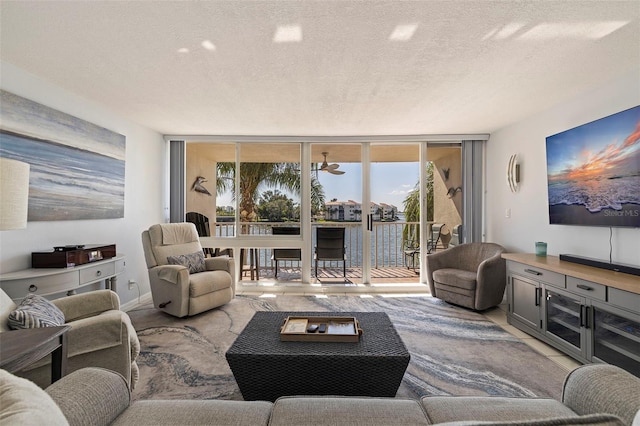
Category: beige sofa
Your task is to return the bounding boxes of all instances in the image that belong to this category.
[0,289,139,390]
[1,364,638,425]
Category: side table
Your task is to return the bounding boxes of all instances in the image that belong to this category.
[0,325,71,383]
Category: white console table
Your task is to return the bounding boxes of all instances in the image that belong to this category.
[0,255,126,302]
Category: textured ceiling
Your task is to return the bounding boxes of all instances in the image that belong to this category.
[1,1,639,137]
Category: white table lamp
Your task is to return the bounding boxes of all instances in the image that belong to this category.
[0,158,30,230]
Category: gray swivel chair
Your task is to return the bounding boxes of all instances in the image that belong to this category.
[426,242,506,311]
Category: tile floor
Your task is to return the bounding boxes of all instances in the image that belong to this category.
[236,284,583,373]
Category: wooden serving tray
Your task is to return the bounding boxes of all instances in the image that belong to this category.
[280,316,363,342]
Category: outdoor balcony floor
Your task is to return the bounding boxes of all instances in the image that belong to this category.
[239,265,422,286]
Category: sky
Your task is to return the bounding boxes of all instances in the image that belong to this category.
[217,161,420,212]
[317,162,420,209]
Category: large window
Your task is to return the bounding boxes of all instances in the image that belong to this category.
[173,138,485,285]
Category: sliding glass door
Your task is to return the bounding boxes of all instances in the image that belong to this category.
[311,144,362,283]
[174,137,478,286]
[369,144,421,283]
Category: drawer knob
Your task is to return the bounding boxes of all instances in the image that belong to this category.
[524,268,542,276]
[96,270,102,277]
[576,284,593,291]
[28,284,38,292]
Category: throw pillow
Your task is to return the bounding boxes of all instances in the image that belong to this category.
[0,369,69,426]
[8,293,65,330]
[167,251,206,274]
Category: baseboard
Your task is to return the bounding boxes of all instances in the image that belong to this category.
[121,292,152,312]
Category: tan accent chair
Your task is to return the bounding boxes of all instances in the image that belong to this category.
[141,222,235,318]
[0,288,140,390]
[426,242,506,311]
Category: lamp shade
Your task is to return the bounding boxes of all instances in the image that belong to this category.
[0,158,30,230]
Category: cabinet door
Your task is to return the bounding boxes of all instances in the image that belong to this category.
[545,287,585,357]
[510,275,541,329]
[591,302,640,377]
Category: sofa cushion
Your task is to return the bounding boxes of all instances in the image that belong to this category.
[435,413,624,425]
[8,293,65,329]
[269,396,429,425]
[167,251,206,274]
[110,400,273,426]
[0,369,69,426]
[421,396,577,424]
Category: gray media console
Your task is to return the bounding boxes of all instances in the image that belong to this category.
[503,253,639,377]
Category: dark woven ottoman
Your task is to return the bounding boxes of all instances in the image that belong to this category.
[225,311,410,402]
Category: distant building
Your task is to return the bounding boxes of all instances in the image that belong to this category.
[379,203,398,220]
[324,200,396,221]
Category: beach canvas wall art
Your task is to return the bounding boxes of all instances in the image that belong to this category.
[546,105,640,228]
[0,90,125,221]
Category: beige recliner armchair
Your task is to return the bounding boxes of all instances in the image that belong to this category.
[141,222,235,318]
[426,242,506,311]
[0,288,140,390]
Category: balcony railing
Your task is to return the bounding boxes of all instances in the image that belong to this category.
[213,221,421,272]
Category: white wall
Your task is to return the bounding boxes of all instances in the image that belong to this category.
[0,62,167,306]
[486,68,640,267]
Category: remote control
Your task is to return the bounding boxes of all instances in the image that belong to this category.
[307,324,319,333]
[318,323,327,333]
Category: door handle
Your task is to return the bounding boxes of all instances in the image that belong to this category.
[535,288,541,306]
[367,214,373,231]
[584,306,590,329]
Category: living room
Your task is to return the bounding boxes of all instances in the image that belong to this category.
[1,2,639,425]
[0,1,637,305]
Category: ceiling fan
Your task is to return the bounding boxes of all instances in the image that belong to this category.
[319,152,345,175]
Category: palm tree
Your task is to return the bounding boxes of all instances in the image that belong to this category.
[216,162,325,226]
[402,162,434,244]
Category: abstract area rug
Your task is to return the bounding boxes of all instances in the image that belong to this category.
[128,295,568,402]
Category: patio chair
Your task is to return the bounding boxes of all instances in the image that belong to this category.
[314,227,346,278]
[185,212,215,257]
[403,241,420,273]
[426,223,444,253]
[449,224,462,247]
[186,212,232,258]
[271,226,301,278]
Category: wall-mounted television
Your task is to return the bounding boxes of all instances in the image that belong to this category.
[546,105,640,228]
